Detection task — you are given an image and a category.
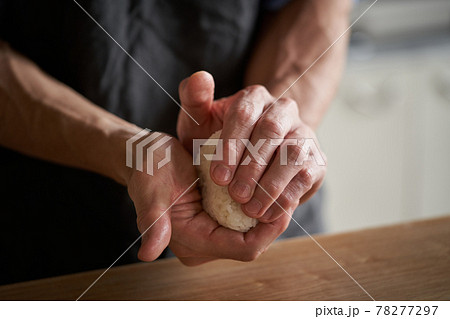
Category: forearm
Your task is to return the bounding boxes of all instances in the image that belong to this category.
[0,41,138,185]
[245,0,352,129]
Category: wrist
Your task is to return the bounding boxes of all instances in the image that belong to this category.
[97,120,142,186]
[118,130,179,187]
[265,78,322,131]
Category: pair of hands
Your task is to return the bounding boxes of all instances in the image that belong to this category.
[126,71,326,265]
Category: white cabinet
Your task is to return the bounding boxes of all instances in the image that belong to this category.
[317,47,450,233]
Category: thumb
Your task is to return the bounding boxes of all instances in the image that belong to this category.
[179,71,215,125]
[135,192,172,262]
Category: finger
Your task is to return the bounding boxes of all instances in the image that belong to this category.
[137,212,171,262]
[243,210,292,253]
[259,165,325,223]
[242,127,323,218]
[171,208,288,262]
[299,179,323,205]
[229,97,299,204]
[179,71,215,126]
[171,210,251,260]
[195,210,291,262]
[210,85,272,187]
[241,129,307,218]
[135,189,173,262]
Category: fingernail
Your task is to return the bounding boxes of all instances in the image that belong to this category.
[213,164,232,183]
[244,198,262,217]
[231,181,251,198]
[260,206,275,223]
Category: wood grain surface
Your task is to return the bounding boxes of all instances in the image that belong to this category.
[1,216,449,300]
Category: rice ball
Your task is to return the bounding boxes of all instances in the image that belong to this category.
[196,130,258,232]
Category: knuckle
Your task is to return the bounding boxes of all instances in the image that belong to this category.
[235,89,247,100]
[277,97,299,117]
[244,159,267,173]
[235,100,256,124]
[286,143,303,164]
[278,97,297,108]
[241,84,271,101]
[278,191,297,208]
[298,168,314,189]
[275,194,298,218]
[261,179,282,197]
[247,84,268,96]
[257,117,285,139]
[285,181,303,200]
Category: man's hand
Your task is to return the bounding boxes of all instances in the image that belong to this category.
[126,134,295,265]
[177,71,326,224]
[125,135,199,261]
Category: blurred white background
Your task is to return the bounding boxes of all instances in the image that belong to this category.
[318,0,450,233]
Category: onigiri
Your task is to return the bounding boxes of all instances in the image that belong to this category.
[196,130,258,232]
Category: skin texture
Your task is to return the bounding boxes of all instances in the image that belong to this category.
[0,0,351,265]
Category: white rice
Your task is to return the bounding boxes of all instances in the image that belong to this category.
[196,130,258,232]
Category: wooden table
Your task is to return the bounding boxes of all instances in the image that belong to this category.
[1,216,449,300]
